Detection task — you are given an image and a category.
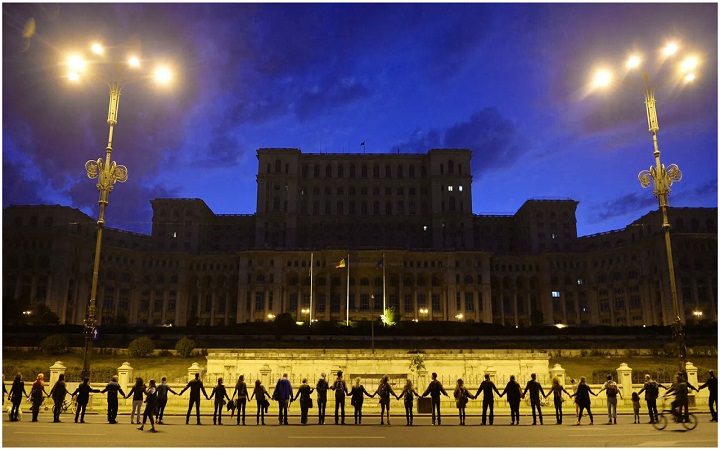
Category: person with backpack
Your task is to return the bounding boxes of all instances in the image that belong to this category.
[70,377,100,423]
[348,377,373,424]
[155,377,178,425]
[330,371,349,425]
[474,373,501,425]
[453,378,475,425]
[571,376,598,425]
[522,373,545,425]
[8,373,27,422]
[500,375,522,425]
[231,375,249,425]
[697,370,717,422]
[373,375,398,425]
[292,377,315,425]
[544,376,572,425]
[398,379,419,426]
[638,374,666,424]
[421,372,449,425]
[598,374,623,424]
[316,373,329,424]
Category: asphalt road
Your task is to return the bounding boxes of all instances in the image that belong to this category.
[3,411,717,447]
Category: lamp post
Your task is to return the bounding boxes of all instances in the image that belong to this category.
[419,308,429,322]
[301,308,311,326]
[592,42,698,375]
[67,43,172,380]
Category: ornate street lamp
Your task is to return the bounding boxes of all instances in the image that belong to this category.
[66,42,173,380]
[592,42,699,375]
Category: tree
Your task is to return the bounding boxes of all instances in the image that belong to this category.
[175,337,196,357]
[381,307,397,326]
[28,303,60,325]
[128,336,155,357]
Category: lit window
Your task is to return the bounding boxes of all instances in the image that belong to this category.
[172,231,177,238]
[577,278,584,285]
[551,291,561,298]
[448,186,453,192]
[459,185,463,191]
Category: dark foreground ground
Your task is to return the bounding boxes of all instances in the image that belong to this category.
[3,410,717,448]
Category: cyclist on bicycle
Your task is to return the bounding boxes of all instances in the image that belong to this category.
[664,373,697,422]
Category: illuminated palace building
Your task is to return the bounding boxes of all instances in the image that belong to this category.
[3,149,717,328]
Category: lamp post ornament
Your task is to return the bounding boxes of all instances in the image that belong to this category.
[67,44,171,380]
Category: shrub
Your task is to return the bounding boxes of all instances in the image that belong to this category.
[64,365,117,382]
[40,334,68,355]
[175,337,196,358]
[128,337,155,358]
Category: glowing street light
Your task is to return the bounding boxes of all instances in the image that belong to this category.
[590,41,700,375]
[66,42,174,380]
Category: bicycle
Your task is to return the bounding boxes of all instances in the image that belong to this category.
[61,397,77,415]
[652,397,697,431]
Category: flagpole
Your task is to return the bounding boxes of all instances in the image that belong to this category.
[382,253,386,314]
[310,252,313,326]
[346,253,350,326]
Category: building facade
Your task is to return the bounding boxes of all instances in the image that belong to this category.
[3,149,717,328]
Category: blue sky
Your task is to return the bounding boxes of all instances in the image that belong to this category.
[3,3,717,237]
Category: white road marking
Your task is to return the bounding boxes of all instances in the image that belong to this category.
[289,436,385,439]
[13,432,107,436]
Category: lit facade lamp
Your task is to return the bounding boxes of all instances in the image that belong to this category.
[419,307,429,321]
[591,42,699,375]
[67,42,173,380]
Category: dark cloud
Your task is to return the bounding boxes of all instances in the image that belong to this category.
[445,109,522,176]
[589,192,657,223]
[392,108,525,177]
[294,77,371,121]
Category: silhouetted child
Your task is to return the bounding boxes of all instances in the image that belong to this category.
[631,392,641,423]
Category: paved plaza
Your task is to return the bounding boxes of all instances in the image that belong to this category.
[3,410,717,448]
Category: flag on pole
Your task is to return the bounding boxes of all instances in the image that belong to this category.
[336,258,346,269]
[376,258,384,269]
[360,141,365,146]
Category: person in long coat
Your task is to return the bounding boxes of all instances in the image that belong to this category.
[49,373,68,423]
[315,373,329,425]
[500,375,522,425]
[292,378,315,425]
[571,376,598,425]
[9,373,28,422]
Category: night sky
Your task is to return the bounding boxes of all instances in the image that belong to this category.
[3,3,717,237]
